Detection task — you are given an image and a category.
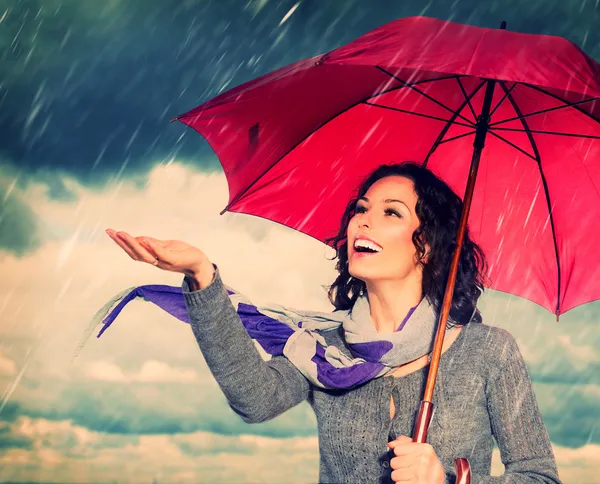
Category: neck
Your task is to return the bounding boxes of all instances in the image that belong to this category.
[365,272,423,333]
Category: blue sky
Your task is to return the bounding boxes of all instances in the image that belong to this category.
[1,0,599,482]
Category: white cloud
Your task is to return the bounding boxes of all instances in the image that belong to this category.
[0,351,16,375]
[84,359,200,383]
[0,161,330,440]
[478,290,600,382]
[1,416,597,483]
[556,334,600,365]
[0,416,319,484]
[136,359,199,382]
[0,161,598,481]
[83,360,127,381]
[490,445,600,483]
[0,160,337,390]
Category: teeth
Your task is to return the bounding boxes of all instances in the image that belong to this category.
[354,239,382,252]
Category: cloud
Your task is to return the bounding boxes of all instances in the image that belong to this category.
[0,161,597,484]
[1,415,598,483]
[0,416,319,484]
[11,379,317,438]
[0,352,16,376]
[84,359,200,383]
[82,360,127,382]
[490,445,600,483]
[0,170,43,256]
[477,294,600,448]
[478,291,600,385]
[553,444,600,483]
[0,161,332,441]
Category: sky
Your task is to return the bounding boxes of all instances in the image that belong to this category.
[1,0,599,482]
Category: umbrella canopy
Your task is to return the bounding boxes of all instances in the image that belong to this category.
[173,16,600,318]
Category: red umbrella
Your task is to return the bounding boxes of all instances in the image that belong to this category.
[171,16,600,482]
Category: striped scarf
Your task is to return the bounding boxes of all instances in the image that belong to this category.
[75,268,457,389]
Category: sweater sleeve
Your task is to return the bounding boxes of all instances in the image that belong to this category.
[472,333,561,483]
[181,265,311,424]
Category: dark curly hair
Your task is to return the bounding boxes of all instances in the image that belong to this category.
[324,162,489,326]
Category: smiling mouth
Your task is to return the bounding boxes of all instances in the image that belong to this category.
[353,238,383,256]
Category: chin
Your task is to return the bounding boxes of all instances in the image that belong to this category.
[348,262,377,282]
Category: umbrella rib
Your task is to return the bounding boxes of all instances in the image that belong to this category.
[423,79,487,168]
[487,130,537,160]
[490,96,600,127]
[489,82,517,119]
[363,102,475,128]
[219,73,474,214]
[456,77,477,121]
[368,74,469,98]
[492,127,600,140]
[438,131,477,144]
[500,82,562,318]
[522,84,600,125]
[376,67,475,125]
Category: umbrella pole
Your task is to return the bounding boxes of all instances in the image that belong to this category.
[412,77,498,448]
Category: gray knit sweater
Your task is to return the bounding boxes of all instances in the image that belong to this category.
[181,268,561,484]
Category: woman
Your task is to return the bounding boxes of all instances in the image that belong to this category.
[104,162,561,483]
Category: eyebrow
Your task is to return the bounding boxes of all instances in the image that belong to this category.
[358,196,411,212]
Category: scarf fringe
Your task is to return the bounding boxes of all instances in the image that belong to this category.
[71,286,138,362]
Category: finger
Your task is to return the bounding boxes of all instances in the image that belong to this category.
[138,237,168,264]
[115,232,157,264]
[140,236,169,247]
[390,455,413,470]
[393,442,420,457]
[388,435,412,448]
[391,468,414,482]
[106,230,138,260]
[136,237,156,255]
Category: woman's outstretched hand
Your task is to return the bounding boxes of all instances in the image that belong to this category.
[387,435,446,483]
[105,228,214,284]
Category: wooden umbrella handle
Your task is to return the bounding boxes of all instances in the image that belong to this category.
[413,400,434,443]
[413,401,471,483]
[454,458,472,484]
[409,78,498,484]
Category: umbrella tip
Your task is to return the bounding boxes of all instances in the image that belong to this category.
[169,116,180,123]
[500,20,507,30]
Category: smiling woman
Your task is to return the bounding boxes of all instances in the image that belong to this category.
[93,161,561,484]
[326,163,487,330]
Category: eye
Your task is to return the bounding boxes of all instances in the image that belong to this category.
[355,205,367,214]
[385,208,402,218]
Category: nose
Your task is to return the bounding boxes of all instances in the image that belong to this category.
[357,212,370,229]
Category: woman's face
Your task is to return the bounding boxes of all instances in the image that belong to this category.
[347,175,426,284]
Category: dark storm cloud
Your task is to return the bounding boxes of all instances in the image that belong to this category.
[1,0,598,187]
[0,172,42,256]
[0,0,598,254]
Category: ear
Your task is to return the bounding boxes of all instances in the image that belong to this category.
[419,244,431,264]
[414,232,430,265]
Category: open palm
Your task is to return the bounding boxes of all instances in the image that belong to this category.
[105,228,210,278]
